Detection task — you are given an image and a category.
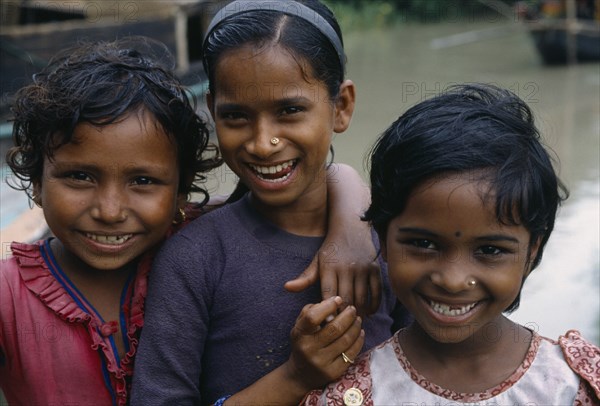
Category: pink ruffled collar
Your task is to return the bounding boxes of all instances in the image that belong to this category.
[10,240,152,400]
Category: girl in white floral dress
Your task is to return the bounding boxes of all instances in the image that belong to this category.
[303,84,599,406]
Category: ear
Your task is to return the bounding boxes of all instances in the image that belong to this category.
[206,91,215,121]
[333,79,356,133]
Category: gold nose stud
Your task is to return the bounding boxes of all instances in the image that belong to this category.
[270,137,280,145]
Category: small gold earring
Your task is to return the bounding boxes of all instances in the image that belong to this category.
[173,208,186,224]
[31,194,42,208]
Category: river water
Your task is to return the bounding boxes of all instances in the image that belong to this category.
[337,21,600,345]
[1,19,598,344]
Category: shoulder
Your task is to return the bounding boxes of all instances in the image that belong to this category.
[555,330,600,400]
[149,202,243,286]
[177,200,240,240]
[0,242,43,287]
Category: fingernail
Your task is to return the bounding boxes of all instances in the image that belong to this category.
[333,296,343,305]
[325,315,335,323]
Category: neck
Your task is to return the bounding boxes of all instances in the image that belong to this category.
[399,317,533,392]
[249,185,328,237]
[404,316,524,360]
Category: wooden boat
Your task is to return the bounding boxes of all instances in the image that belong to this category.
[0,0,220,139]
[519,0,600,64]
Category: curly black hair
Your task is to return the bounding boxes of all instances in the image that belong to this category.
[6,36,221,204]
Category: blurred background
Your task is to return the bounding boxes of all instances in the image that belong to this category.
[1,0,598,348]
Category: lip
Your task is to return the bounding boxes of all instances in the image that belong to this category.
[244,159,299,191]
[79,231,138,253]
[419,294,482,324]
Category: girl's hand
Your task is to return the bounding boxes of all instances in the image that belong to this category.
[221,297,364,405]
[285,164,382,316]
[284,296,365,392]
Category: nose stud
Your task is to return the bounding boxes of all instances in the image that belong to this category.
[468,279,477,287]
[270,137,280,145]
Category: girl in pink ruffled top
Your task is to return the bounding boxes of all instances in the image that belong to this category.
[0,37,381,405]
[304,84,600,406]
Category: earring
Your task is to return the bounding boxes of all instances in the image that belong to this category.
[31,194,42,208]
[270,137,280,145]
[172,208,187,224]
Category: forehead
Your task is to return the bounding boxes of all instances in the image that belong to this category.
[51,110,176,165]
[213,44,325,101]
[395,172,530,238]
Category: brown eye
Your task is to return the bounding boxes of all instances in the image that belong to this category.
[411,239,436,249]
[132,177,154,186]
[66,171,91,182]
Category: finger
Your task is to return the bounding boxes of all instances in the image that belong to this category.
[318,257,338,303]
[315,305,358,347]
[292,296,343,336]
[284,256,319,293]
[335,264,355,311]
[339,327,365,364]
[326,318,364,371]
[367,262,383,315]
[352,266,368,317]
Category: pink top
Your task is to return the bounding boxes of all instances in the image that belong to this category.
[0,204,203,405]
[0,240,151,405]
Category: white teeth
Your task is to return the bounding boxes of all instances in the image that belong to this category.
[429,300,477,316]
[249,159,295,176]
[86,233,133,245]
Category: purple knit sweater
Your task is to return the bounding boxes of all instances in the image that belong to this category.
[131,195,404,405]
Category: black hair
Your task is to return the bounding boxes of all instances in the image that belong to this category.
[202,0,346,100]
[364,83,569,312]
[7,36,221,202]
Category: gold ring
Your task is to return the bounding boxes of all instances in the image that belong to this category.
[341,352,354,364]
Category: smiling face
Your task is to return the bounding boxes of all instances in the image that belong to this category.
[381,172,539,344]
[208,44,354,217]
[36,110,180,274]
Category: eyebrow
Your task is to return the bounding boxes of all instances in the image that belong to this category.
[395,227,521,244]
[395,227,439,238]
[216,97,312,111]
[51,161,172,174]
[474,235,520,244]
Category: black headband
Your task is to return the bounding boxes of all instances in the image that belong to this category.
[203,0,344,67]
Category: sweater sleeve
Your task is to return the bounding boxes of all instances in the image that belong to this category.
[130,217,223,405]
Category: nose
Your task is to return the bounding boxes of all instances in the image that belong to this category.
[430,249,475,293]
[245,117,280,159]
[90,185,128,223]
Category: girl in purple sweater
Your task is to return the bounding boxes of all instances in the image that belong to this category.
[132,1,408,405]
